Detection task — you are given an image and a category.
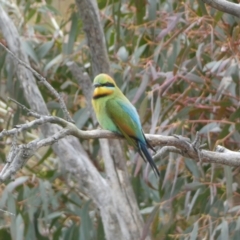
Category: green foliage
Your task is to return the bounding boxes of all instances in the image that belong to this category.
[1,0,240,239]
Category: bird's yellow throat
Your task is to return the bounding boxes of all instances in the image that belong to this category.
[93,86,114,99]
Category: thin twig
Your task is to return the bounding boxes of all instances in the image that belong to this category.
[153,146,181,160]
[8,97,40,118]
[0,42,74,123]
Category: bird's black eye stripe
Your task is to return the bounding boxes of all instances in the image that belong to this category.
[102,82,115,87]
[96,82,115,88]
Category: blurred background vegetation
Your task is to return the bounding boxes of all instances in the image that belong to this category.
[1,0,240,239]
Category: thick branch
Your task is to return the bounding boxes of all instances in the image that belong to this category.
[75,0,110,76]
[66,61,96,122]
[202,0,240,18]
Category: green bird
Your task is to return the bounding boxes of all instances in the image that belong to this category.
[92,73,160,176]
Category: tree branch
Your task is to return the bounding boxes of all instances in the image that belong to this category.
[66,61,96,122]
[202,0,240,18]
[75,0,110,76]
[1,114,240,180]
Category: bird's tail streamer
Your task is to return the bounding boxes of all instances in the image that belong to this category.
[138,141,160,177]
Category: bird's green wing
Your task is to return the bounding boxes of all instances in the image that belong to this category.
[106,97,160,176]
[105,98,143,148]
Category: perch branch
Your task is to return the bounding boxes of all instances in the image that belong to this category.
[1,113,240,183]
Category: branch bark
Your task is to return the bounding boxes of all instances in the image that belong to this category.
[75,0,110,76]
[202,0,240,18]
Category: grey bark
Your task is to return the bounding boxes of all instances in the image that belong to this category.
[75,0,110,76]
[202,0,240,18]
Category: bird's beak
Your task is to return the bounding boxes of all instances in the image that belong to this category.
[93,83,101,88]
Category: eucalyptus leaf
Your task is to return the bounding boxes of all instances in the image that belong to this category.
[15,214,24,240]
[199,123,221,134]
[117,46,129,62]
[190,221,198,240]
[220,219,229,240]
[73,108,90,130]
[21,40,39,64]
[36,40,54,59]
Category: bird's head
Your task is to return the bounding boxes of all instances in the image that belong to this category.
[92,74,117,99]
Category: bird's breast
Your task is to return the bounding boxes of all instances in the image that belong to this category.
[92,98,120,133]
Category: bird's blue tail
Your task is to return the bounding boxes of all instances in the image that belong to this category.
[138,141,160,177]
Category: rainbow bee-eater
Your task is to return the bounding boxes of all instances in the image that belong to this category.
[92,73,160,176]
